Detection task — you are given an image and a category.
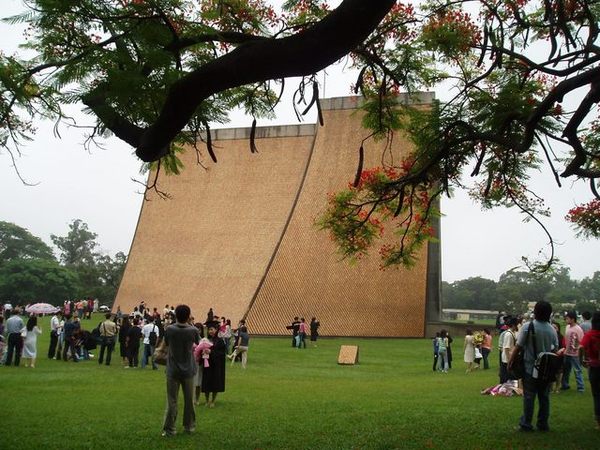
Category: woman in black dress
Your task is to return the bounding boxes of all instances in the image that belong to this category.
[126,317,142,368]
[201,322,227,407]
[119,316,130,366]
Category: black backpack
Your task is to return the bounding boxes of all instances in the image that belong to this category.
[534,352,562,383]
[149,325,158,346]
[531,322,561,383]
[91,322,102,343]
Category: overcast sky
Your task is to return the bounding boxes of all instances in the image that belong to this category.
[1,0,599,283]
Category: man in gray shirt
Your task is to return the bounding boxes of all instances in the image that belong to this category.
[4,310,24,366]
[509,301,559,432]
[162,304,200,437]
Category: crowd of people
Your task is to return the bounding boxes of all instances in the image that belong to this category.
[433,303,600,432]
[3,299,598,435]
[0,300,252,437]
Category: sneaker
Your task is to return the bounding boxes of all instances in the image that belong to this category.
[161,431,175,438]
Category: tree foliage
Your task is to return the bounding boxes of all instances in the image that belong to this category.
[51,219,99,267]
[442,268,600,314]
[1,0,599,269]
[0,258,80,305]
[0,220,55,264]
[0,220,126,305]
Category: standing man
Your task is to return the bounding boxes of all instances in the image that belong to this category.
[561,310,585,392]
[162,304,200,437]
[98,313,118,366]
[4,309,24,366]
[286,317,300,348]
[501,317,519,383]
[141,318,160,370]
[509,301,558,432]
[48,312,61,359]
[229,321,250,368]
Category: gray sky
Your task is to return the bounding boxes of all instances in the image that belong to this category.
[1,0,599,282]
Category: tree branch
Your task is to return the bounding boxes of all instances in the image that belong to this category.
[134,0,396,162]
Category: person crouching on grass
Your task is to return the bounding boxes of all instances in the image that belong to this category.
[162,304,200,437]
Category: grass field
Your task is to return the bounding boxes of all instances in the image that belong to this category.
[1,314,597,449]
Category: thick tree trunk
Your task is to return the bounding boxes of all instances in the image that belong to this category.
[130,0,395,162]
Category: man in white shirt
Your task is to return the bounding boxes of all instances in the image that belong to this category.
[501,317,518,381]
[48,312,61,359]
[141,319,160,370]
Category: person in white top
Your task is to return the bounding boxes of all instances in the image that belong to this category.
[22,315,42,368]
[141,319,160,370]
[502,317,519,381]
[48,313,61,359]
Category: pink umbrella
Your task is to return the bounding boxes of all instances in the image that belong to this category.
[25,303,60,315]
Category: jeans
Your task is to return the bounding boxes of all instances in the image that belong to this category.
[481,347,491,369]
[438,350,449,371]
[98,336,115,365]
[163,375,195,435]
[297,332,306,349]
[520,374,551,430]
[5,333,23,366]
[432,353,438,371]
[589,366,600,421]
[562,355,585,391]
[142,343,157,369]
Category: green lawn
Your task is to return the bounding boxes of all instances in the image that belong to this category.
[1,314,596,449]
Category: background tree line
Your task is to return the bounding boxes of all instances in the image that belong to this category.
[0,219,126,306]
[442,268,600,315]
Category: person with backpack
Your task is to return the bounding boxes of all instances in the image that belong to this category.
[581,311,600,429]
[162,304,200,436]
[142,318,161,370]
[508,301,559,432]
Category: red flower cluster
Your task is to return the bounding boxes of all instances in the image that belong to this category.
[566,199,600,238]
[422,9,481,53]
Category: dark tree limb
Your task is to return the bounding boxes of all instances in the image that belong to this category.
[133,0,396,162]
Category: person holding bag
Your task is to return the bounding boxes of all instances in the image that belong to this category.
[161,304,200,437]
[508,301,558,432]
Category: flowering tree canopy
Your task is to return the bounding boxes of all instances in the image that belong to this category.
[1,0,599,268]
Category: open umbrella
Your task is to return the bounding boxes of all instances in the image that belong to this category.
[25,303,60,315]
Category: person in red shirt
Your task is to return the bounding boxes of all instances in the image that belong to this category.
[581,311,600,430]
